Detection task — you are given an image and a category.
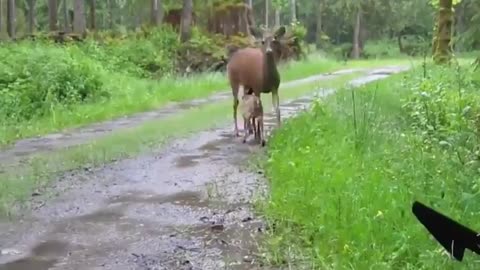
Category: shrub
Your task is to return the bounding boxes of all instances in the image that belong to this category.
[363,39,401,59]
[401,35,430,56]
[79,26,180,78]
[402,63,480,171]
[0,41,106,121]
[289,20,307,41]
[331,43,352,60]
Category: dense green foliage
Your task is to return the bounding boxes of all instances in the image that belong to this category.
[0,42,106,122]
[81,27,180,78]
[0,26,234,144]
[262,61,480,268]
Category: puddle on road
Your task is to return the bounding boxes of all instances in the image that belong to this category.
[178,217,265,268]
[75,208,125,224]
[0,240,68,270]
[31,240,69,257]
[176,102,198,110]
[174,154,208,168]
[108,190,207,208]
[198,137,231,152]
[0,257,57,270]
[281,103,309,109]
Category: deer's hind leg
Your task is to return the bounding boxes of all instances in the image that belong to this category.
[247,88,255,135]
[258,117,266,147]
[232,85,244,137]
[233,98,240,137]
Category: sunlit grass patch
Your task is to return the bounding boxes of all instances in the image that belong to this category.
[260,63,480,269]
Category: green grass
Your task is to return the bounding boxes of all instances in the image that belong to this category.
[0,70,362,216]
[260,62,480,269]
[0,54,407,147]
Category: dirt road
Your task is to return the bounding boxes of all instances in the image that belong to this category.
[0,66,408,270]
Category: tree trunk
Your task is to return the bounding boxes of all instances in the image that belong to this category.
[180,0,193,42]
[0,0,3,39]
[158,0,164,24]
[48,0,58,31]
[248,0,252,8]
[151,0,162,26]
[62,0,69,32]
[6,0,15,39]
[454,1,465,52]
[27,0,35,35]
[315,1,323,48]
[89,0,96,30]
[433,0,453,64]
[274,9,280,27]
[290,0,296,23]
[108,0,114,29]
[265,0,269,27]
[73,0,86,35]
[351,7,361,59]
[398,35,404,53]
[359,16,367,51]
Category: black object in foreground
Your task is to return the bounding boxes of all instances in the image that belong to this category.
[412,201,480,261]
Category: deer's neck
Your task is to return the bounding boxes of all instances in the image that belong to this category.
[262,52,280,93]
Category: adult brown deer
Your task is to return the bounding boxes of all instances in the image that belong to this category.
[227,25,286,137]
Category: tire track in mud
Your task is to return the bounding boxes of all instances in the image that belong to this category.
[0,66,408,270]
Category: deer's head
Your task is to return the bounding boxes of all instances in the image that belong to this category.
[250,25,286,59]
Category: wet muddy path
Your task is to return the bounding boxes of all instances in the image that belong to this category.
[0,66,408,270]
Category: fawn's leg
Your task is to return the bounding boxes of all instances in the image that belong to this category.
[252,117,257,140]
[243,117,250,143]
[233,97,239,137]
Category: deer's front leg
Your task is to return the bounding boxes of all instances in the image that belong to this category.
[272,92,281,127]
[233,98,240,137]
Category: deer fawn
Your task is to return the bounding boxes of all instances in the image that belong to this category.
[227,25,286,137]
[240,93,265,146]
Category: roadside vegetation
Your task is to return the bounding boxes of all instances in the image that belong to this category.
[261,60,480,268]
[256,0,480,268]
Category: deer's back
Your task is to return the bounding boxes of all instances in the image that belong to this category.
[227,48,264,93]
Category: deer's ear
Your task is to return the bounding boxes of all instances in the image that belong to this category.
[249,26,263,39]
[274,26,286,39]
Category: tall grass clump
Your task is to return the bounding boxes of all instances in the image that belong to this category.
[79,26,180,78]
[0,41,106,124]
[261,61,480,269]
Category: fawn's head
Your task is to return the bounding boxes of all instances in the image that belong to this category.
[250,25,286,58]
